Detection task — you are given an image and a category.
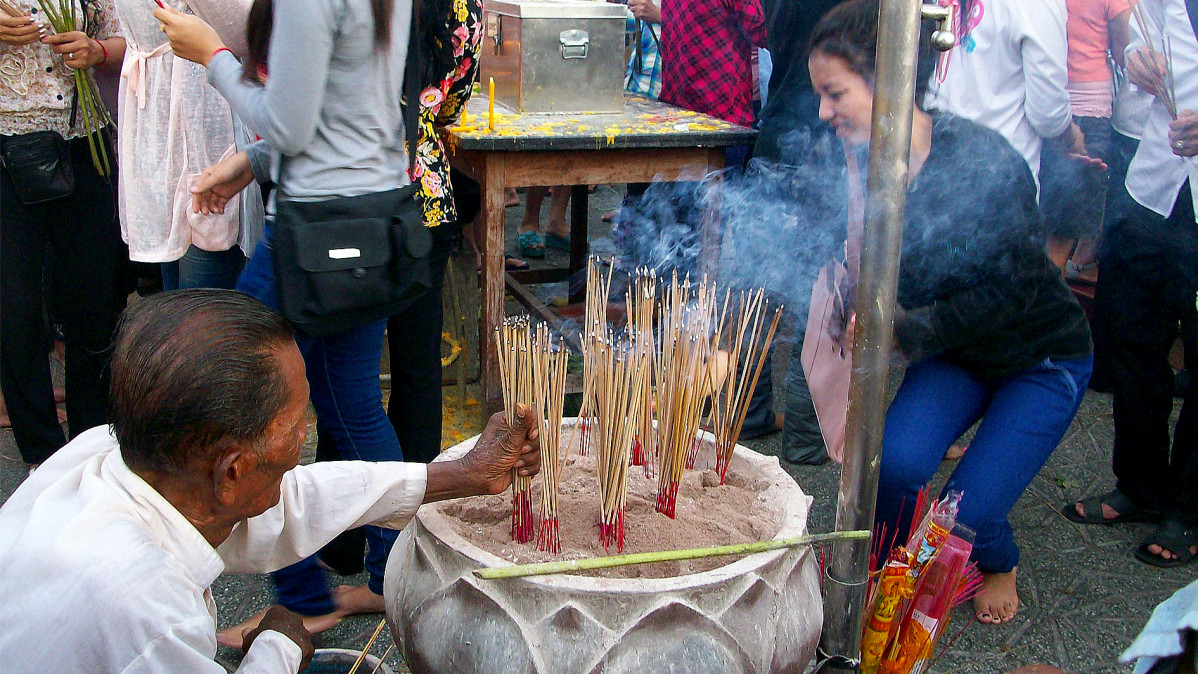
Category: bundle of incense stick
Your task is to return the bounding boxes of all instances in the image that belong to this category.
[1130,0,1178,118]
[709,290,783,483]
[577,256,615,457]
[627,267,657,474]
[654,272,718,518]
[593,334,648,551]
[532,323,569,554]
[496,316,535,543]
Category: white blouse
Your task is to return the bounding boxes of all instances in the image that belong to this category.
[1123,0,1198,220]
[0,425,429,673]
[113,0,262,263]
[0,0,120,138]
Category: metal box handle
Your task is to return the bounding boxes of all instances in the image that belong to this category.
[559,29,589,59]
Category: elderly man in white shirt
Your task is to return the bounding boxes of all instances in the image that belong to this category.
[0,290,542,673]
[1066,0,1198,569]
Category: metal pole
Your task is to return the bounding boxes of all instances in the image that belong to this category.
[815,0,925,669]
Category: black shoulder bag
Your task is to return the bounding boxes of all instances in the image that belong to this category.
[272,184,433,337]
[0,131,74,204]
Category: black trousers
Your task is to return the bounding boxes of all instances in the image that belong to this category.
[1093,181,1198,523]
[1,134,126,464]
[385,220,461,464]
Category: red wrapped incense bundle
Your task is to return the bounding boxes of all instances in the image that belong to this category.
[880,530,974,673]
[861,554,915,674]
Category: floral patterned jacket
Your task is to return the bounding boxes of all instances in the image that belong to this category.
[411,0,482,227]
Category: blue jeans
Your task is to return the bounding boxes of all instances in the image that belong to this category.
[237,223,402,614]
[161,245,246,290]
[875,355,1092,574]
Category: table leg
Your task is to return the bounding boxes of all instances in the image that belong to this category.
[481,156,506,412]
[569,184,588,303]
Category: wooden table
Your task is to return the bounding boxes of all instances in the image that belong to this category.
[445,94,756,409]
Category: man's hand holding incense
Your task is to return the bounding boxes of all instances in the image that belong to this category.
[153,4,223,66]
[241,606,315,671]
[1127,46,1168,98]
[425,406,541,502]
[1169,110,1198,157]
[192,151,254,215]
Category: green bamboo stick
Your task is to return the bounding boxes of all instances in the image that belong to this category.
[473,529,871,580]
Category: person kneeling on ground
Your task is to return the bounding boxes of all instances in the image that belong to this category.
[0,289,541,673]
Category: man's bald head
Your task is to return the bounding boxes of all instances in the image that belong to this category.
[109,290,296,475]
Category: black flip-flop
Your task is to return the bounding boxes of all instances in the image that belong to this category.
[1062,489,1159,525]
[1135,519,1198,568]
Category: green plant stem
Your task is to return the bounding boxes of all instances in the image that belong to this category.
[473,530,871,580]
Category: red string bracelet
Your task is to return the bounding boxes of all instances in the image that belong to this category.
[210,47,232,63]
[98,41,109,65]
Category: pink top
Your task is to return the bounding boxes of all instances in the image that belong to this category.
[1065,0,1130,83]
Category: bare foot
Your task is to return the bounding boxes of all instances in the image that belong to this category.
[333,584,385,615]
[974,568,1019,624]
[944,444,967,460]
[1146,542,1198,561]
[217,607,343,650]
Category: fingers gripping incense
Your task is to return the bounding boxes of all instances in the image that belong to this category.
[496,317,535,543]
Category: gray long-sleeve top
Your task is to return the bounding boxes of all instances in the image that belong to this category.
[207,0,412,203]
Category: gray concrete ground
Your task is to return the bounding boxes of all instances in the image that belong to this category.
[1,184,1193,673]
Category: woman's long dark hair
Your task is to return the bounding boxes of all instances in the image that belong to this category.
[241,0,395,83]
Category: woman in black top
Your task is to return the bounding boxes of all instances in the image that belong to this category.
[806,0,1092,624]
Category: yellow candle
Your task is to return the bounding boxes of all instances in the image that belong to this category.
[488,77,495,131]
[461,109,469,126]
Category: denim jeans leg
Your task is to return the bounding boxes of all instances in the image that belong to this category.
[272,556,336,616]
[302,319,403,591]
[176,245,247,290]
[944,355,1092,573]
[235,224,279,310]
[877,358,990,550]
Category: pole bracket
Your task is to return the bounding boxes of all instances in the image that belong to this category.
[824,564,870,589]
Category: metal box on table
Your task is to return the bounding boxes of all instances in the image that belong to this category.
[481,0,627,114]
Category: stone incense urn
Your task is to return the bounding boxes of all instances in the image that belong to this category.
[383,419,823,673]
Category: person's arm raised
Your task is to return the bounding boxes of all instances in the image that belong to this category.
[425,405,541,502]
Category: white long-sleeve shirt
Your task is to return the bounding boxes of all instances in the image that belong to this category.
[1123,0,1198,219]
[927,0,1073,179]
[0,426,428,673]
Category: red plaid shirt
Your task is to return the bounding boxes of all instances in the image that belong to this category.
[658,0,767,126]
